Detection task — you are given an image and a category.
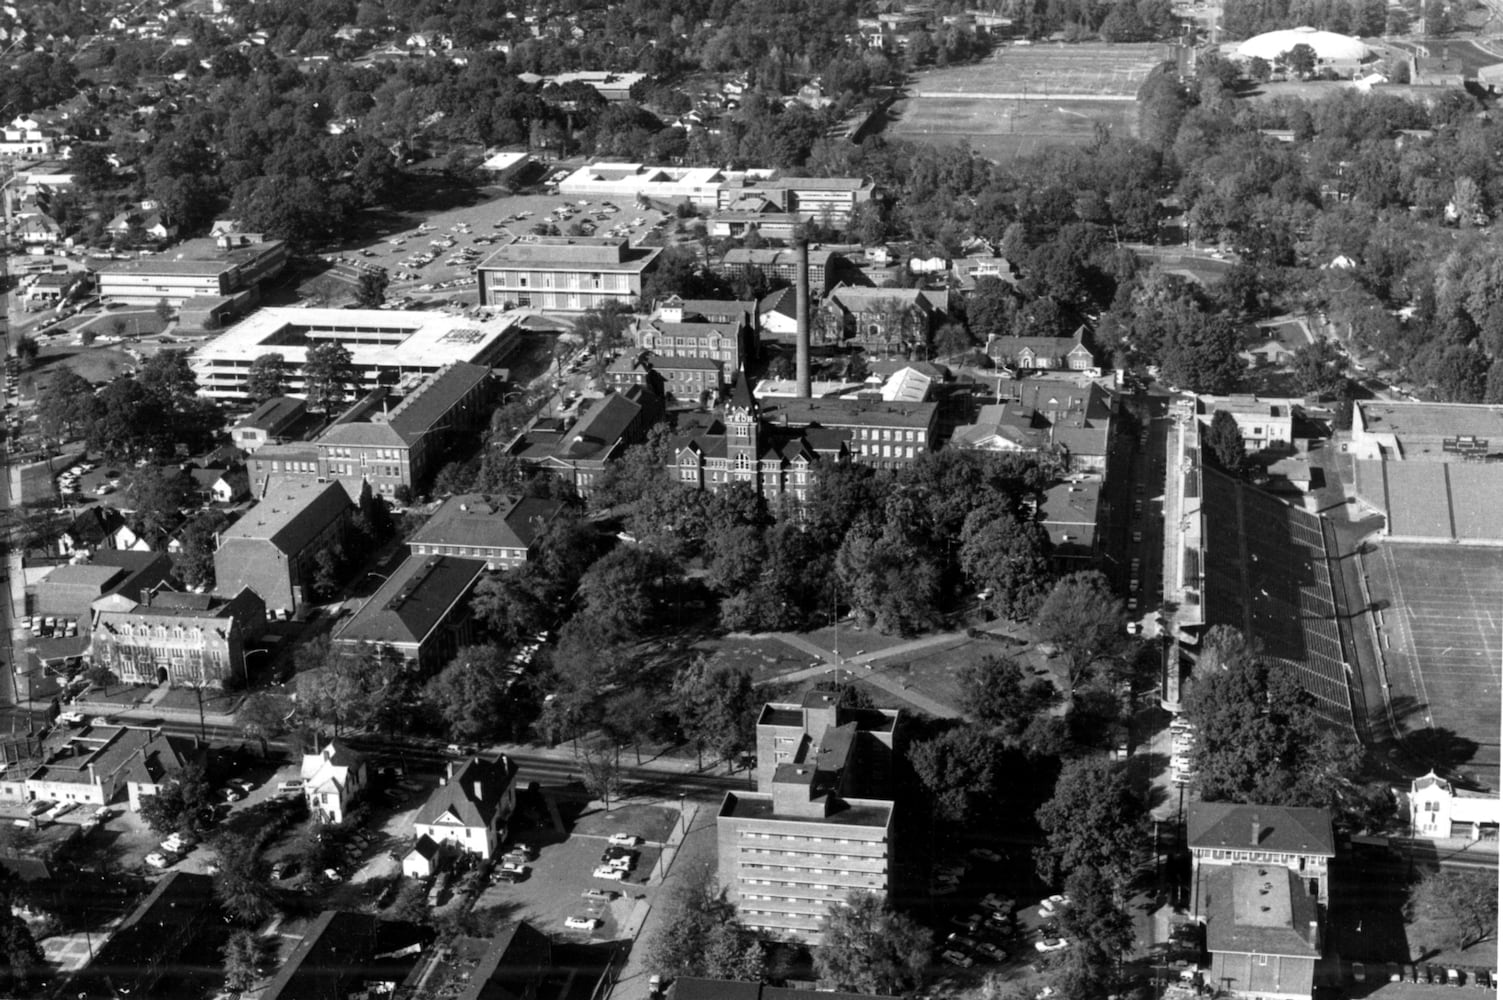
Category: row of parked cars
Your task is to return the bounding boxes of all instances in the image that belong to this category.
[592,833,643,881]
[1354,963,1498,989]
[1170,717,1196,785]
[941,891,1018,968]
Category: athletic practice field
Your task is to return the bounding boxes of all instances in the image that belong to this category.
[1366,542,1503,789]
[885,42,1171,160]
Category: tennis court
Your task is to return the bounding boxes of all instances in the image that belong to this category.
[1366,542,1503,789]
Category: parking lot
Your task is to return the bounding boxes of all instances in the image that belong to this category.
[471,799,679,941]
[320,191,680,307]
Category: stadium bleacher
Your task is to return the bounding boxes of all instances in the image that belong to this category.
[1201,468,1355,730]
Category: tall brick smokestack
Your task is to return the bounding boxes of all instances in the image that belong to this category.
[795,239,811,399]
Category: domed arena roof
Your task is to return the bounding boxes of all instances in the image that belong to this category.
[1236,26,1373,62]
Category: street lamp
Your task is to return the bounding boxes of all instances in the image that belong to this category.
[679,792,687,835]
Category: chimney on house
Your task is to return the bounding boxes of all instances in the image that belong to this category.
[795,239,811,399]
[140,589,151,607]
[1251,815,1260,846]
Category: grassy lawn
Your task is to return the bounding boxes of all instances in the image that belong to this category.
[155,687,243,715]
[33,346,137,386]
[800,622,910,657]
[690,635,813,684]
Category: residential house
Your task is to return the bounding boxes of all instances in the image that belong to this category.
[1408,770,1501,842]
[231,396,312,453]
[16,214,61,247]
[90,589,267,688]
[1188,802,1334,904]
[718,692,900,944]
[407,495,565,571]
[314,362,496,498]
[124,731,201,811]
[477,235,663,312]
[212,479,353,614]
[412,755,519,860]
[635,296,758,371]
[211,469,251,504]
[987,327,1097,373]
[24,724,172,807]
[1038,479,1102,565]
[823,285,949,353]
[402,834,443,878]
[332,555,486,673]
[105,208,174,242]
[302,738,368,825]
[57,507,141,557]
[507,385,664,498]
[260,911,431,1000]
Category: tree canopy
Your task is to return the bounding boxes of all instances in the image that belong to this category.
[814,891,933,996]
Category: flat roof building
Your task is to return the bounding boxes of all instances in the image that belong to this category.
[718,692,901,944]
[192,307,521,401]
[97,233,287,306]
[476,235,663,312]
[557,162,730,210]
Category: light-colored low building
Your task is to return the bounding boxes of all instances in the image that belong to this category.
[24,725,167,807]
[1409,770,1501,841]
[476,235,663,312]
[301,739,367,825]
[1200,395,1296,454]
[96,234,287,306]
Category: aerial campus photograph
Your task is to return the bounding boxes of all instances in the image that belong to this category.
[0,0,1499,997]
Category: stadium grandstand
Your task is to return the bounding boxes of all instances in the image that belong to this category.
[1161,396,1356,731]
[1349,401,1503,544]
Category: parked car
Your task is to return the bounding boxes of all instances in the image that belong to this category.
[592,865,627,881]
[582,889,619,901]
[277,779,306,795]
[977,943,1009,962]
[968,848,1002,863]
[608,833,642,847]
[565,915,602,931]
[1352,963,1366,983]
[25,801,50,817]
[271,859,298,880]
[980,893,1014,913]
[145,852,175,869]
[500,860,528,875]
[941,950,974,969]
[57,711,85,725]
[1035,938,1069,953]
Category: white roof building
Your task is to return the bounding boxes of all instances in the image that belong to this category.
[1234,27,1372,66]
[191,307,521,400]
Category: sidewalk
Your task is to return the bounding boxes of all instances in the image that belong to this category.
[610,799,711,1000]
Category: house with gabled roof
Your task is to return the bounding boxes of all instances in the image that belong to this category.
[1198,864,1322,1000]
[412,755,519,860]
[302,738,367,824]
[1188,802,1335,903]
[124,731,202,811]
[507,385,664,499]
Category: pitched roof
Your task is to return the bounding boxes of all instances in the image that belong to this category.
[236,395,307,435]
[386,362,493,440]
[1187,803,1336,856]
[121,732,195,788]
[456,922,553,1000]
[335,554,486,648]
[409,495,565,553]
[551,387,656,461]
[415,755,517,829]
[216,479,350,555]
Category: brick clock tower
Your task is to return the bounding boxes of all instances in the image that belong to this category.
[726,372,760,487]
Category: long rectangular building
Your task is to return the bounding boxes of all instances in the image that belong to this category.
[96,234,287,306]
[191,307,519,401]
[476,235,662,312]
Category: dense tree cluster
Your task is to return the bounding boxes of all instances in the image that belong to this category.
[36,353,223,461]
[1184,626,1363,810]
